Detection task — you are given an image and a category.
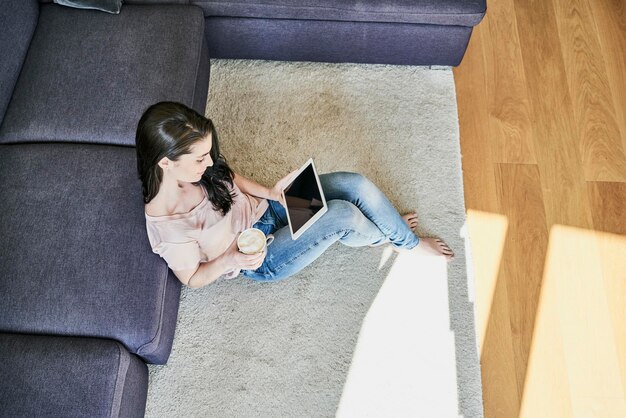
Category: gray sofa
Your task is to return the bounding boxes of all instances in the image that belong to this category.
[0,1,209,416]
[0,0,485,416]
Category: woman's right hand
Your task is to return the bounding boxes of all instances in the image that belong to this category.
[220,235,267,271]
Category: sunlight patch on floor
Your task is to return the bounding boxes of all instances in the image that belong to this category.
[337,250,461,418]
[520,225,626,418]
[465,210,508,353]
[377,245,395,271]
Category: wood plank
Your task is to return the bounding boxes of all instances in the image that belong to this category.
[455,22,520,417]
[467,210,509,354]
[454,25,498,213]
[588,181,626,404]
[494,163,549,400]
[518,227,573,418]
[595,230,626,404]
[482,0,536,164]
[553,0,626,181]
[588,0,626,160]
[480,271,521,418]
[520,225,626,417]
[588,181,626,234]
[513,0,594,229]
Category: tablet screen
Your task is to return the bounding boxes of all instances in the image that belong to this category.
[283,163,325,234]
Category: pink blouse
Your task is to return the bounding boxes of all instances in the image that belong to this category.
[145,182,269,281]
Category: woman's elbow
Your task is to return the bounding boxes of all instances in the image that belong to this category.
[173,266,201,288]
[186,276,207,289]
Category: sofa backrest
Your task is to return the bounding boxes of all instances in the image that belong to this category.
[0,3,208,147]
[0,0,39,127]
[189,0,487,27]
[39,0,191,3]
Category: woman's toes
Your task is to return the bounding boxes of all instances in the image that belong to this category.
[402,212,419,231]
[437,241,454,258]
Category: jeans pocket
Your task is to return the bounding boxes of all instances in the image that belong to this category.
[252,219,275,236]
[267,200,288,229]
[255,202,283,230]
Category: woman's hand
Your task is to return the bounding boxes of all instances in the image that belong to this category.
[269,169,300,208]
[220,235,267,271]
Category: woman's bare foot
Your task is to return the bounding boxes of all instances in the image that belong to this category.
[394,237,454,262]
[415,238,454,261]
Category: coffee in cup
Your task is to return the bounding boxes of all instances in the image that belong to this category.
[237,228,274,254]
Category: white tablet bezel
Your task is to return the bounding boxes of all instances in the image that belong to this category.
[280,158,328,240]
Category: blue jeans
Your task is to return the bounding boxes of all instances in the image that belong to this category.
[241,172,420,282]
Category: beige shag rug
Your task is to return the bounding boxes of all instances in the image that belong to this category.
[145,60,483,418]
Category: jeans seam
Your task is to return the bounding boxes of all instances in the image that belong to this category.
[270,200,288,228]
[270,229,351,274]
[270,226,383,274]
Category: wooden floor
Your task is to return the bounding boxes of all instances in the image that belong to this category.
[453,0,626,416]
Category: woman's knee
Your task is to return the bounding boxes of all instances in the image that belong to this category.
[332,171,377,197]
[327,199,364,226]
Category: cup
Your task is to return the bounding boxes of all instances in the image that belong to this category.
[237,228,274,254]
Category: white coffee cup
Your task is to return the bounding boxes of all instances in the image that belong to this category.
[237,228,274,254]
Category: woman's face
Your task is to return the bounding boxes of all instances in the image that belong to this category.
[160,134,214,183]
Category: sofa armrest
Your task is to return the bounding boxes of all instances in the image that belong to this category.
[0,332,148,418]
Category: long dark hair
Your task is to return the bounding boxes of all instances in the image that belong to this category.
[135,101,236,216]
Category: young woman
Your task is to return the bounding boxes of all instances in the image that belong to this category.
[136,102,454,289]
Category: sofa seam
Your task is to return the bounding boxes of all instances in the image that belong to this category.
[190,6,206,111]
[136,264,169,358]
[205,16,484,30]
[0,3,40,131]
[199,2,487,25]
[200,2,487,17]
[110,342,131,418]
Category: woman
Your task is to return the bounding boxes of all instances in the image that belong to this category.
[136,102,454,288]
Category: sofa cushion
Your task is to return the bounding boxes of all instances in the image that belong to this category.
[0,3,208,146]
[0,0,39,127]
[0,333,148,418]
[206,16,473,66]
[191,0,487,27]
[0,143,181,364]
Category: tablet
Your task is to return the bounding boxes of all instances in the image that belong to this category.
[281,158,328,240]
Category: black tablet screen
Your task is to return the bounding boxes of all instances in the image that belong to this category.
[283,163,324,233]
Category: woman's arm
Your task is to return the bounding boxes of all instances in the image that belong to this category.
[233,173,273,200]
[234,170,300,207]
[172,255,230,289]
[182,256,230,289]
[176,238,267,288]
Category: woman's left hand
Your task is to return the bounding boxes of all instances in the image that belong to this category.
[269,169,300,208]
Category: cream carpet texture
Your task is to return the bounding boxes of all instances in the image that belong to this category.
[145,60,483,417]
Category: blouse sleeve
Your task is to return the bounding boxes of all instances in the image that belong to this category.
[152,241,203,272]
